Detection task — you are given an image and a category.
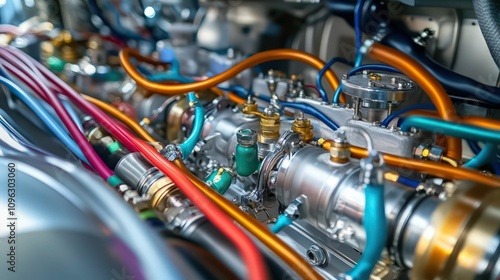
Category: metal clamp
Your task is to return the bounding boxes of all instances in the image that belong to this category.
[247,131,302,202]
[359,150,385,185]
[160,144,183,161]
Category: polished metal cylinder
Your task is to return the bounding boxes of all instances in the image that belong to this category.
[114,153,161,195]
[274,146,411,250]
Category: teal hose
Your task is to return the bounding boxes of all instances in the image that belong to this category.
[346,184,387,280]
[464,142,498,169]
[400,116,500,143]
[271,214,294,233]
[178,92,205,159]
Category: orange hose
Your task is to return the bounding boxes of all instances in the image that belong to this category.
[349,146,500,187]
[461,116,500,131]
[368,43,462,161]
[82,94,157,142]
[210,87,247,104]
[173,159,324,280]
[120,48,345,103]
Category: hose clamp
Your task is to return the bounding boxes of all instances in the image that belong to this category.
[359,150,385,185]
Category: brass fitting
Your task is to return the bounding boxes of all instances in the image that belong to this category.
[329,131,351,164]
[330,142,351,164]
[291,111,314,142]
[243,100,281,144]
[368,73,382,81]
[258,107,281,143]
[414,144,458,167]
[242,96,259,115]
[146,177,184,212]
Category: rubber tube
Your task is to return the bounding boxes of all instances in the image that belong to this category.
[473,0,500,68]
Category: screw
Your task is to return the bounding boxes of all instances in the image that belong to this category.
[306,245,327,266]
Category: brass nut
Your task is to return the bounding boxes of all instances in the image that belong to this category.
[330,143,351,164]
[292,118,314,142]
[147,177,180,212]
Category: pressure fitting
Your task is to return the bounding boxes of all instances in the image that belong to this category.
[259,106,281,144]
[359,150,385,185]
[160,144,183,161]
[242,96,258,115]
[115,153,184,212]
[329,131,351,164]
[414,144,457,166]
[236,129,258,147]
[292,111,314,142]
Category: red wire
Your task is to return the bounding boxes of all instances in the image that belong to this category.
[19,53,267,280]
[304,84,321,97]
[27,55,268,280]
[2,50,270,278]
[0,46,114,180]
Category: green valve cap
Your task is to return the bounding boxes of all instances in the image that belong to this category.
[205,168,232,195]
[235,129,259,176]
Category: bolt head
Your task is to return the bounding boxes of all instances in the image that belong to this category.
[306,245,327,266]
[237,129,257,146]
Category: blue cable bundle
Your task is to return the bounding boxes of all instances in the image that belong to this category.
[279,101,340,131]
[0,76,89,164]
[316,57,352,102]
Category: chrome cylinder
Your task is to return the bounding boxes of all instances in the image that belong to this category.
[114,153,161,195]
[114,153,184,212]
[274,146,411,250]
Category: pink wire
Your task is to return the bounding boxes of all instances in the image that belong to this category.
[0,46,114,180]
[0,59,49,102]
[304,84,321,97]
[0,24,23,36]
[22,53,140,153]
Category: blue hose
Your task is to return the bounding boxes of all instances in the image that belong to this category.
[316,57,352,102]
[380,104,436,127]
[0,76,89,164]
[271,215,294,233]
[354,53,363,67]
[493,163,500,175]
[354,0,367,67]
[280,101,340,131]
[396,176,420,189]
[147,72,195,83]
[178,92,205,159]
[332,86,343,104]
[61,98,83,133]
[347,64,401,77]
[0,111,50,155]
[346,183,387,280]
[400,116,500,144]
[464,142,498,169]
[332,64,401,104]
[467,140,483,155]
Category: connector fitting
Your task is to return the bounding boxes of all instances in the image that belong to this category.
[292,111,314,142]
[330,131,351,164]
[359,150,385,185]
[237,129,258,147]
[160,144,183,161]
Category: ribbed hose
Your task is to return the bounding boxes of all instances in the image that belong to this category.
[473,0,500,69]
